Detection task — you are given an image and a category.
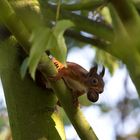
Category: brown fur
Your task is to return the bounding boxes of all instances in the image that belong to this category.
[51,58,105,104]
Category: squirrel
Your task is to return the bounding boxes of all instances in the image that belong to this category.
[36,56,105,106]
[50,57,105,104]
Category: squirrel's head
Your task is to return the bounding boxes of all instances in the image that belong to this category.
[86,65,105,102]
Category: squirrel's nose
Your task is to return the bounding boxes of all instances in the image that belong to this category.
[95,87,104,94]
[99,89,103,94]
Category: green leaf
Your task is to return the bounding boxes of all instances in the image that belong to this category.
[28,27,51,79]
[51,20,74,64]
[26,20,74,79]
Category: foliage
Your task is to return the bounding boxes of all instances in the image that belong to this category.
[25,20,74,79]
[0,0,140,140]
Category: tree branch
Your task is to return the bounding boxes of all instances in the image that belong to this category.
[47,3,114,42]
[65,29,110,50]
[0,39,65,140]
[60,0,105,11]
[0,0,30,53]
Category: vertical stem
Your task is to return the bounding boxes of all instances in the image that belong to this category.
[56,0,61,21]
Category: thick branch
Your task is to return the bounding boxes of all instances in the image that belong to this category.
[0,0,30,53]
[0,40,65,140]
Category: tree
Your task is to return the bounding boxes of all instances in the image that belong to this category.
[0,0,140,140]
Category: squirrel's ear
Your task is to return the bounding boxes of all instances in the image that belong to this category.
[88,64,98,77]
[100,66,105,77]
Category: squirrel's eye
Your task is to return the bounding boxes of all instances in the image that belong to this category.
[92,78,98,85]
